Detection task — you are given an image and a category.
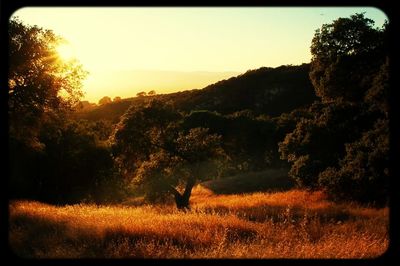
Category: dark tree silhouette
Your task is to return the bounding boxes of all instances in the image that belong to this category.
[148,90,156,96]
[309,13,387,102]
[136,91,147,97]
[8,19,124,204]
[111,100,226,209]
[9,18,87,149]
[99,96,112,105]
[113,96,122,102]
[280,13,389,204]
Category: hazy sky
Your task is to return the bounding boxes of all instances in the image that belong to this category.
[12,7,388,102]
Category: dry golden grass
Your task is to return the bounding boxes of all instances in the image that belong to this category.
[9,187,388,258]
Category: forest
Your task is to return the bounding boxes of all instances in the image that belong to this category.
[8,13,390,258]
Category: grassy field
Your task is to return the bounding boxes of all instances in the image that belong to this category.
[9,187,388,258]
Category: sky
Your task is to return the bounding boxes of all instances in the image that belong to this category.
[11,7,388,103]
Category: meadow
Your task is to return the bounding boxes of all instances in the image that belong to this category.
[9,187,388,258]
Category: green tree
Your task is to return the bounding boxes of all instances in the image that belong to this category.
[278,102,373,188]
[111,100,226,209]
[182,110,284,175]
[364,57,389,117]
[318,119,389,205]
[9,18,87,149]
[309,13,386,102]
[280,14,389,204]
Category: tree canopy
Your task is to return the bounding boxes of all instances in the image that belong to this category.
[111,100,226,209]
[309,13,387,102]
[280,13,389,205]
[8,19,125,204]
[9,18,87,149]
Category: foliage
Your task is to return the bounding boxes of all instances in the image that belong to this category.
[76,98,135,123]
[281,14,389,204]
[9,119,125,204]
[279,102,374,188]
[111,100,226,208]
[98,96,112,105]
[182,110,287,174]
[8,19,123,204]
[8,18,87,149]
[309,13,387,102]
[316,55,389,205]
[364,57,389,117]
[164,64,316,116]
[318,119,389,205]
[111,100,181,174]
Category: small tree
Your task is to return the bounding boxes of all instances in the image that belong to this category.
[98,96,112,105]
[111,100,226,209]
[136,91,147,97]
[113,96,122,102]
[135,127,224,209]
[148,90,156,96]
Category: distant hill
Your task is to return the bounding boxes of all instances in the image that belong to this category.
[164,63,316,115]
[74,99,135,123]
[75,64,316,122]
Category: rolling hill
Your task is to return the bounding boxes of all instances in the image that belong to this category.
[75,63,316,123]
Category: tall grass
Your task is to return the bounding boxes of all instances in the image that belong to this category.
[9,188,388,258]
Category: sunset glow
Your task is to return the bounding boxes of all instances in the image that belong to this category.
[11,7,388,103]
[56,43,75,61]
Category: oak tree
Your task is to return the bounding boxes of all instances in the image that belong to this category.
[111,100,226,209]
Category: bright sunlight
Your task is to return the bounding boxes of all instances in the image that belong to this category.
[56,43,75,61]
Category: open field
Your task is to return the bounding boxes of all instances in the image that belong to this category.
[9,187,388,258]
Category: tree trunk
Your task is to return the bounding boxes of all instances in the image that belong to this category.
[169,178,196,210]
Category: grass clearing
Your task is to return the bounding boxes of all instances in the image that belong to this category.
[9,188,388,258]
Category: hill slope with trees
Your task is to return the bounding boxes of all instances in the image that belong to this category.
[76,63,317,123]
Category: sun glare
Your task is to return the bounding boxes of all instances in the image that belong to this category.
[56,43,75,60]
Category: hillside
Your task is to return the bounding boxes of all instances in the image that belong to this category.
[165,63,316,115]
[76,64,316,122]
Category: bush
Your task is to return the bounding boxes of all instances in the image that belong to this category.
[318,119,389,205]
